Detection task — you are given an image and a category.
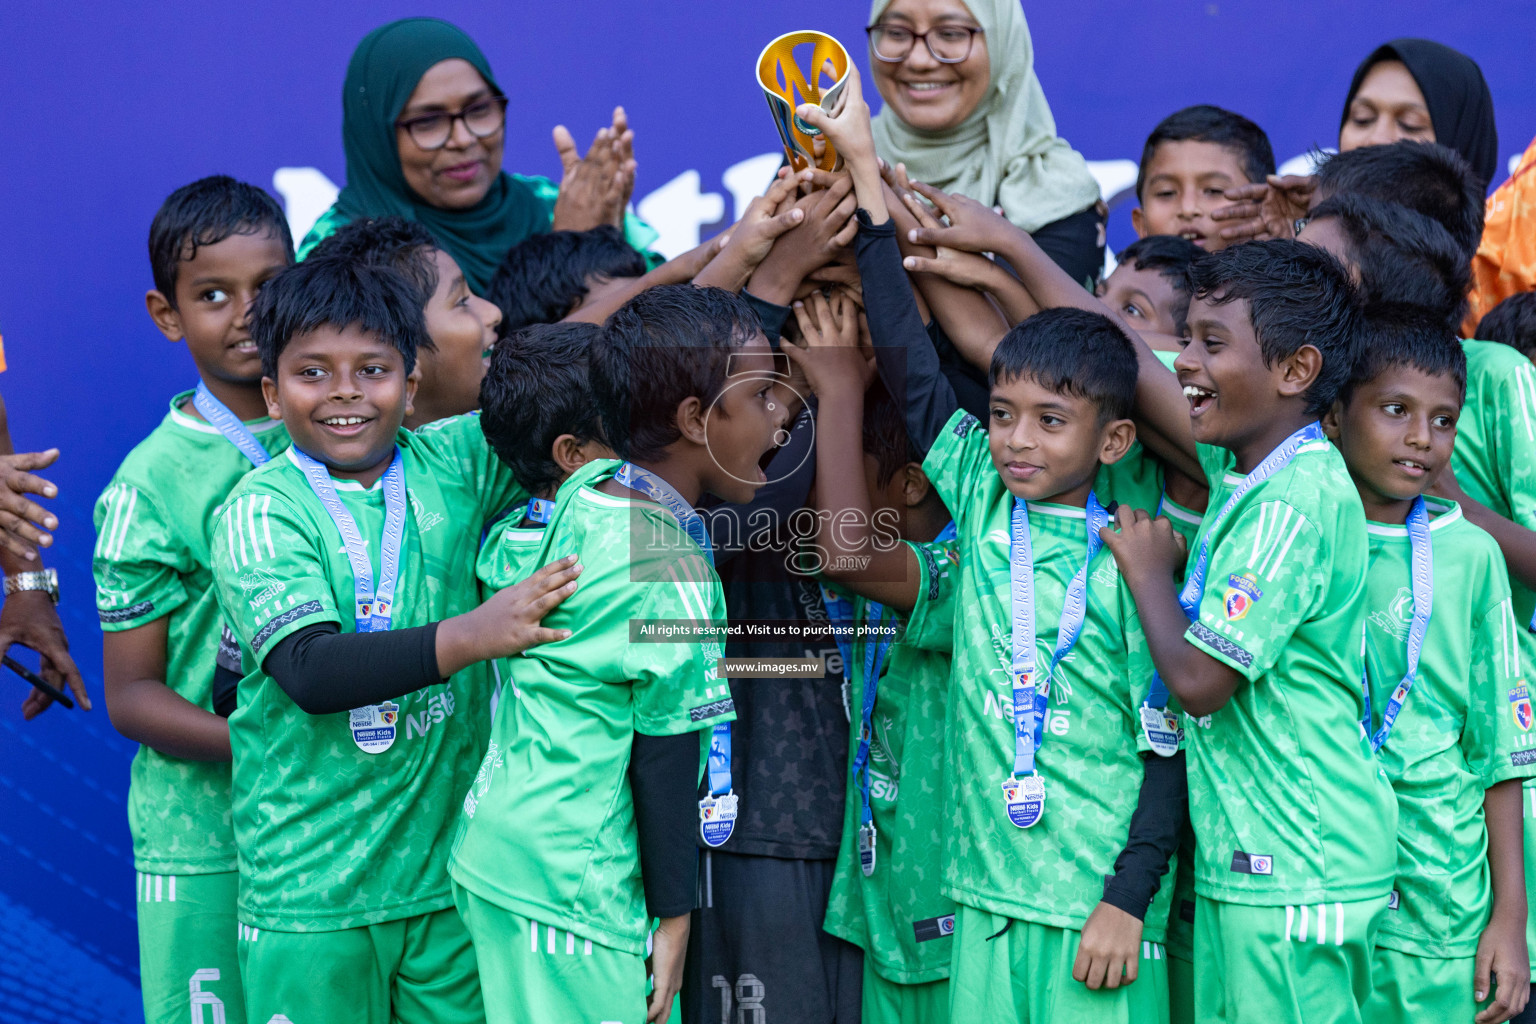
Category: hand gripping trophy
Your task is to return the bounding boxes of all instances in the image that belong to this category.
[757,31,852,173]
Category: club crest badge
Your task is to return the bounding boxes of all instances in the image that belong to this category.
[1223,573,1262,621]
[350,701,399,754]
[1511,682,1534,732]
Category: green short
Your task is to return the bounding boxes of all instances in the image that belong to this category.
[454,883,649,1024]
[861,958,949,1024]
[137,870,244,1024]
[1362,946,1491,1024]
[947,904,1169,1024]
[1166,947,1193,1024]
[1193,895,1386,1024]
[237,905,483,1024]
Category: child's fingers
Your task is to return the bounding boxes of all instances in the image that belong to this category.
[525,626,574,649]
[831,215,859,250]
[1,449,60,473]
[901,254,952,277]
[790,301,818,344]
[1474,950,1494,1004]
[908,179,954,219]
[899,190,937,229]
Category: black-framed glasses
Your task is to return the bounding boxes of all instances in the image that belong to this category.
[866,23,983,64]
[396,95,508,151]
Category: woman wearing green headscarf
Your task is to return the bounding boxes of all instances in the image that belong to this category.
[866,0,1104,285]
[299,17,657,293]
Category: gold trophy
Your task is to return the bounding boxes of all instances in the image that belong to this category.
[757,31,851,173]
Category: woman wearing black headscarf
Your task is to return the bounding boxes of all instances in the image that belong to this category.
[1339,39,1498,191]
[1213,37,1498,243]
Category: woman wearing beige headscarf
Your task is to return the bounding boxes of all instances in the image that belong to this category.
[867,0,1104,285]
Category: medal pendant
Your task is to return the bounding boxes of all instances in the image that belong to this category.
[1139,704,1182,758]
[1002,774,1045,828]
[858,823,877,876]
[699,791,739,848]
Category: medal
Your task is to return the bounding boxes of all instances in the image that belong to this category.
[1002,774,1046,829]
[1362,497,1433,753]
[698,791,739,848]
[1005,495,1107,825]
[1139,704,1182,758]
[858,822,877,876]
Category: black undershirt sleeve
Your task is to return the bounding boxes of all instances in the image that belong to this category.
[741,290,792,345]
[854,209,958,455]
[629,730,701,917]
[1101,750,1188,920]
[262,621,442,715]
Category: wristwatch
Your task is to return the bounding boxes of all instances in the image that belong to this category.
[4,568,59,604]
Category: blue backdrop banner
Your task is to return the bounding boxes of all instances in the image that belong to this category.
[0,2,1531,1018]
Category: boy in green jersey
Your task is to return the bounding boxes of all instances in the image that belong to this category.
[451,285,784,1024]
[94,176,294,1024]
[1322,306,1532,1024]
[777,291,959,1023]
[209,257,579,1024]
[1103,241,1399,1024]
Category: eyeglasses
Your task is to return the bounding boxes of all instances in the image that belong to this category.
[866,23,983,64]
[396,95,508,151]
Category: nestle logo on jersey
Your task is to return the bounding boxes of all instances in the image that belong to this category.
[1230,850,1273,875]
[690,699,735,722]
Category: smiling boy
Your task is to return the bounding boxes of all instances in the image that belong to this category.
[94,175,294,1024]
[1322,306,1531,1024]
[308,216,503,426]
[889,306,1183,1024]
[1105,241,1398,1024]
[210,256,578,1024]
[1133,106,1275,252]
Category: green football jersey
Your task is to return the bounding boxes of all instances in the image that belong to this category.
[823,537,960,985]
[922,410,1171,938]
[450,459,737,955]
[1183,437,1397,906]
[1364,499,1535,957]
[93,392,290,874]
[211,413,524,932]
[1449,340,1536,968]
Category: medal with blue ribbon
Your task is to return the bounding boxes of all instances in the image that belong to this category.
[851,601,893,875]
[192,382,271,467]
[1362,496,1433,752]
[1004,496,1108,828]
[294,446,409,755]
[1139,490,1183,756]
[615,463,738,847]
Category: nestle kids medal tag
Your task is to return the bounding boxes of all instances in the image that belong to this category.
[757,31,851,173]
[1002,774,1045,828]
[858,822,878,876]
[350,701,400,754]
[1140,703,1183,758]
[698,792,739,848]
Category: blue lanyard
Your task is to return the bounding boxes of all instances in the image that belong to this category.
[524,497,554,524]
[616,463,734,798]
[851,601,893,827]
[1178,422,1325,617]
[822,585,858,717]
[293,447,408,633]
[192,382,270,467]
[1363,497,1433,752]
[1009,494,1108,778]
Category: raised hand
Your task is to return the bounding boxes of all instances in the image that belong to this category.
[1209,174,1317,244]
[693,169,810,292]
[896,188,1011,291]
[551,107,638,232]
[902,180,1021,257]
[782,289,875,397]
[746,173,859,304]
